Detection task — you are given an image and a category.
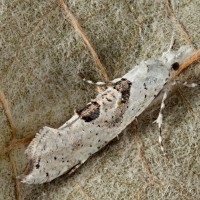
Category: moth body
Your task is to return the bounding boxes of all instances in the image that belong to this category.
[19,45,193,184]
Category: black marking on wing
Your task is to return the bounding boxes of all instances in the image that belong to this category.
[113,78,132,103]
[77,102,100,122]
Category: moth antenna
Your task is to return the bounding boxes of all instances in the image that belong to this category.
[167,0,180,52]
[78,72,109,86]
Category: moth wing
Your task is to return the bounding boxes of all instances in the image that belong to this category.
[19,87,128,184]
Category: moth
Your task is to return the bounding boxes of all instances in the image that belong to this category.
[18,45,194,184]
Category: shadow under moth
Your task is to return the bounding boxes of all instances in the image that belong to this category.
[18,45,195,184]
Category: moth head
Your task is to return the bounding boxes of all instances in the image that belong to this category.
[161,45,194,70]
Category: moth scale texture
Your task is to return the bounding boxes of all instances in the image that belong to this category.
[18,45,194,184]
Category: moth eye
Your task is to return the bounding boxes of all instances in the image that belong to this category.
[171,62,180,70]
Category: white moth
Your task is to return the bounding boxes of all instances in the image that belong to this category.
[19,45,194,184]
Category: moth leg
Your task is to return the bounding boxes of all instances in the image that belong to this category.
[154,80,199,154]
[172,80,199,88]
[154,91,169,155]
